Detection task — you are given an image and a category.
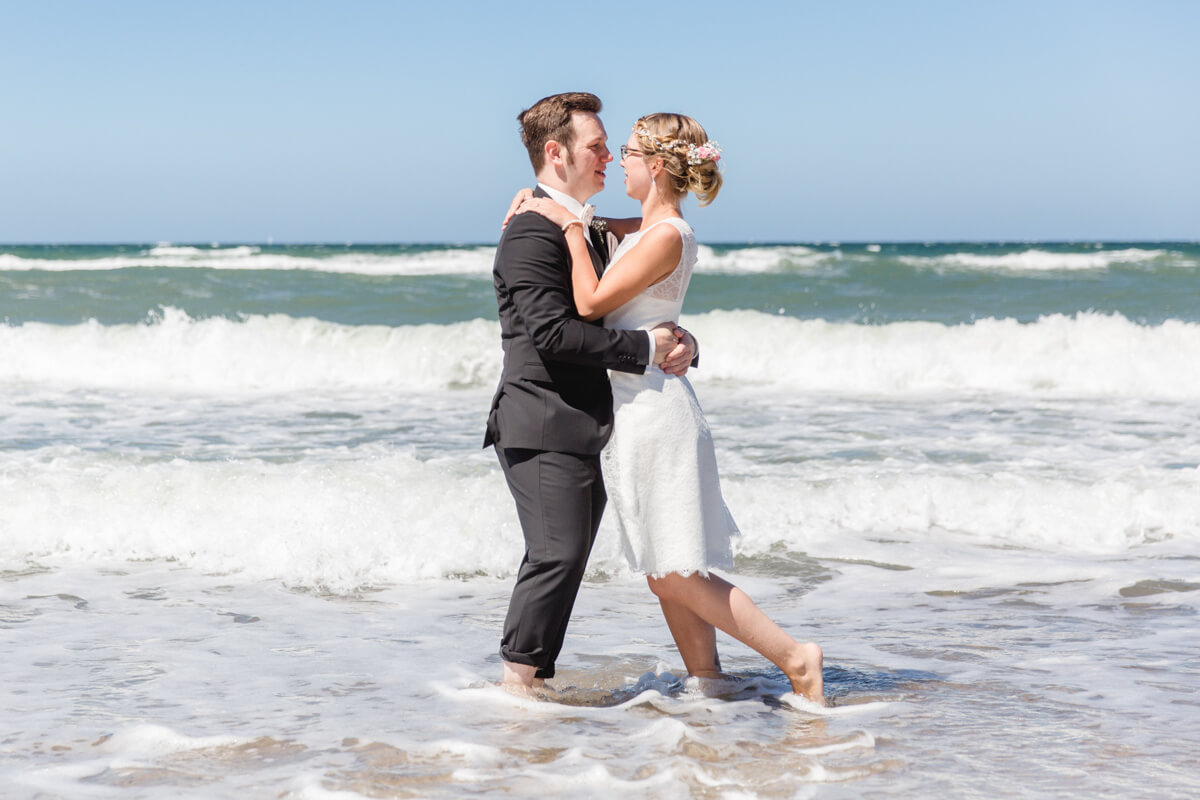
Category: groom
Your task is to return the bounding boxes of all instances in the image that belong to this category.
[484,92,696,688]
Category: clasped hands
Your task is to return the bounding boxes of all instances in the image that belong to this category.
[653,322,695,377]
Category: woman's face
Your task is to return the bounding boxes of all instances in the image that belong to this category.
[620,132,654,200]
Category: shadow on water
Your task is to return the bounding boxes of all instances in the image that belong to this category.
[821,665,941,705]
[498,662,942,711]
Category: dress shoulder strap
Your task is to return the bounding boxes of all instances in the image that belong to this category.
[641,217,692,237]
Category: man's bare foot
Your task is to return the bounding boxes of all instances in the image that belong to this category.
[689,669,727,680]
[500,681,554,700]
[502,660,546,690]
[686,671,740,698]
[785,642,825,706]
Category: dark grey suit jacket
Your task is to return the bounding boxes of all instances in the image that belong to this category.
[483,189,649,455]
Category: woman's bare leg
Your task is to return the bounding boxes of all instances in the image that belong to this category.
[654,589,722,677]
[648,572,824,704]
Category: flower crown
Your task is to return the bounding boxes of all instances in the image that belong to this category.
[633,126,722,166]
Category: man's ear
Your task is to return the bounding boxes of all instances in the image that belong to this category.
[545,140,564,166]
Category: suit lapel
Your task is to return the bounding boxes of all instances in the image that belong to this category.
[588,225,609,272]
[588,226,606,279]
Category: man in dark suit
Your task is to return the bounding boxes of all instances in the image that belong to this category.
[484,92,696,688]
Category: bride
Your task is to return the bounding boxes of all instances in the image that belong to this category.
[512,113,824,705]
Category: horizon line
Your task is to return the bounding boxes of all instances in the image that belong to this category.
[2,239,1198,247]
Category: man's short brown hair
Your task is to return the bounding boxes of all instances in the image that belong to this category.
[517,92,603,172]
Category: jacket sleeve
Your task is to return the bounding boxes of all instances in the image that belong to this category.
[496,214,649,374]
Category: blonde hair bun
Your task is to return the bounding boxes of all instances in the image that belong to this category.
[632,113,723,207]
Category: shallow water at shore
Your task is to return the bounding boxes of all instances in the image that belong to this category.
[3,552,1198,798]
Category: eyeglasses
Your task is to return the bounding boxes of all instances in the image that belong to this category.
[619,145,648,159]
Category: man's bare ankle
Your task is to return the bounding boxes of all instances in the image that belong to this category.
[502,660,540,687]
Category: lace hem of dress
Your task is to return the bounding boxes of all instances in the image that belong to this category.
[643,566,718,580]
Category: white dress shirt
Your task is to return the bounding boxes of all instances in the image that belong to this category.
[537,183,655,366]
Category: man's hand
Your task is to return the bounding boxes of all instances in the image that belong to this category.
[660,327,696,376]
[651,324,680,365]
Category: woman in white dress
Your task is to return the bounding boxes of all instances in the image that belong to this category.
[513,113,824,704]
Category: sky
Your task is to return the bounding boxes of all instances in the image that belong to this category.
[1,0,1197,243]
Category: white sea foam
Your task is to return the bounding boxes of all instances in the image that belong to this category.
[0,243,836,276]
[1,244,1190,276]
[688,310,1200,398]
[2,446,1196,589]
[146,244,263,259]
[1,243,828,276]
[726,467,1200,558]
[0,307,501,393]
[0,448,523,590]
[694,244,832,274]
[0,246,499,276]
[94,724,245,757]
[3,308,1199,398]
[898,247,1173,272]
[5,558,1195,799]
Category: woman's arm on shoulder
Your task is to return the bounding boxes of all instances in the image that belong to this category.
[498,214,654,372]
[572,223,681,321]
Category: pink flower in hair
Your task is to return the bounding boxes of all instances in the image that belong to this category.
[686,141,723,165]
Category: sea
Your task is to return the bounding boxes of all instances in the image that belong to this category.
[2,241,1198,798]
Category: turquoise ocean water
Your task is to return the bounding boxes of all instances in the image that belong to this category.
[4,241,1199,326]
[2,241,1198,797]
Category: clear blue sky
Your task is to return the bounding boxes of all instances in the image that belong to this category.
[1,0,1196,243]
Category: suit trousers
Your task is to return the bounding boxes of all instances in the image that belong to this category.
[497,446,606,679]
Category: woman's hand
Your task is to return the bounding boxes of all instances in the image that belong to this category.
[501,188,536,230]
[512,197,578,230]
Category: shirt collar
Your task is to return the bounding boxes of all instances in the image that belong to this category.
[537,183,588,220]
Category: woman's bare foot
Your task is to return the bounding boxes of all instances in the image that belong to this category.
[785,642,825,705]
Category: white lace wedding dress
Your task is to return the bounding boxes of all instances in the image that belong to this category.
[601,217,739,577]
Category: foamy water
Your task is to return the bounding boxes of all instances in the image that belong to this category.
[3,380,1199,583]
[3,242,1199,797]
[0,244,501,276]
[1,242,1195,276]
[4,308,1200,398]
[897,246,1171,272]
[5,554,1197,798]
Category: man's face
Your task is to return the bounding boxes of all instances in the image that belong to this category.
[561,112,613,202]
